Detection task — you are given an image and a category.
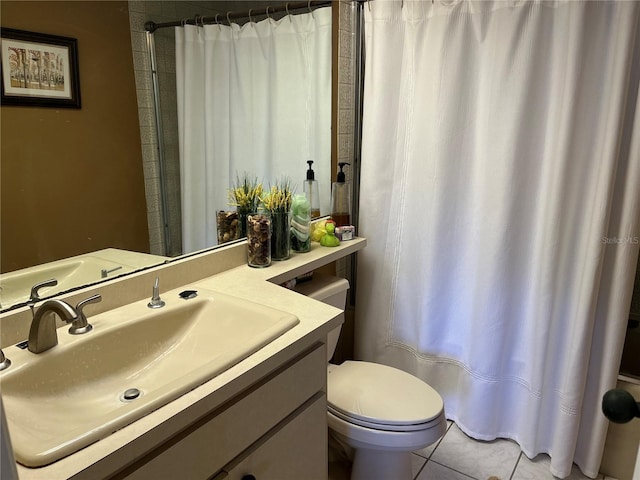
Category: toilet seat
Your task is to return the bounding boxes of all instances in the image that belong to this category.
[328,405,443,432]
[327,361,444,432]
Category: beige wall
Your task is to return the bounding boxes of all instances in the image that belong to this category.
[1,1,149,272]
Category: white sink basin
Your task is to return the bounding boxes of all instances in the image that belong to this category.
[0,257,120,307]
[1,287,299,467]
[0,249,168,309]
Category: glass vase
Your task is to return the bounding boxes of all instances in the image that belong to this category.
[290,214,311,253]
[246,213,271,268]
[237,208,252,238]
[270,211,291,261]
[216,210,239,245]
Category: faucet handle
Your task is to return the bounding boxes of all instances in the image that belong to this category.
[69,294,101,335]
[29,278,58,303]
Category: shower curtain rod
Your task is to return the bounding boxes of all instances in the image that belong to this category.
[145,0,333,32]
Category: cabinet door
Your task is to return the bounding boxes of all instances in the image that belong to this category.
[223,393,327,480]
[118,344,326,480]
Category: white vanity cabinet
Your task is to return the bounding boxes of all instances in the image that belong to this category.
[216,395,327,480]
[116,343,327,480]
[8,239,366,480]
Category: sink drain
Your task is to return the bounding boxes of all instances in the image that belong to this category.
[120,388,142,402]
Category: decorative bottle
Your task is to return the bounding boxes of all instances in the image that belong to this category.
[304,160,321,219]
[330,162,351,227]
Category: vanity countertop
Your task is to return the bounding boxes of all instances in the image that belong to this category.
[9,237,366,479]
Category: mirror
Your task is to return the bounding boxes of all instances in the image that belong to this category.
[0,0,336,312]
[149,0,332,255]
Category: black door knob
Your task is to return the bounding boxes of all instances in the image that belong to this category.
[602,388,640,424]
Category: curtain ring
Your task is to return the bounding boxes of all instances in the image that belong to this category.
[265,6,272,20]
[248,8,254,24]
[285,3,293,21]
[227,11,232,25]
[308,0,315,18]
[181,18,186,26]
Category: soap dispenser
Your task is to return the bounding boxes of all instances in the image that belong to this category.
[304,160,321,219]
[330,162,351,227]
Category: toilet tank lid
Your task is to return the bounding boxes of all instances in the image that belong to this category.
[294,274,349,300]
[327,361,444,426]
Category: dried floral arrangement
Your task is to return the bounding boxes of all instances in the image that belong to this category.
[260,178,294,213]
[228,173,263,213]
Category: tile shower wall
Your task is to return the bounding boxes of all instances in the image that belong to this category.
[129,1,183,257]
[336,0,357,282]
[129,1,227,257]
[129,0,354,258]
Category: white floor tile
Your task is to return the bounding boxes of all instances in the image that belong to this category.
[416,460,478,480]
[511,454,602,480]
[415,420,453,459]
[412,453,427,478]
[430,424,520,480]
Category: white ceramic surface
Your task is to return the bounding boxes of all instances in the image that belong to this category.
[0,249,167,308]
[1,286,299,467]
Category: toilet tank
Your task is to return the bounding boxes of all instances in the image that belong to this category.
[294,274,349,361]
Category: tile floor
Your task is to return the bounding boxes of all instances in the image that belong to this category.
[329,422,618,480]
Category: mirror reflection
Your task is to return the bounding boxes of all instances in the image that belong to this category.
[0,0,333,312]
[153,0,331,254]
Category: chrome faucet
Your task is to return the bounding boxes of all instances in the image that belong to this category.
[29,278,58,303]
[28,299,78,354]
[101,266,122,278]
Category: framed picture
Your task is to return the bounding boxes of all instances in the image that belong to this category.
[0,28,81,108]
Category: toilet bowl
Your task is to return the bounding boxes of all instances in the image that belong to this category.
[294,274,446,480]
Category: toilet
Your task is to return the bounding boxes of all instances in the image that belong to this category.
[295,274,447,480]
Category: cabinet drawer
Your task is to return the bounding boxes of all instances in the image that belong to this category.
[119,343,326,480]
[219,393,327,480]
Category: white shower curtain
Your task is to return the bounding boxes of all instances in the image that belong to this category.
[175,8,332,253]
[356,1,640,477]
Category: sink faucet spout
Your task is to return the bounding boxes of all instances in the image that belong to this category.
[28,300,78,354]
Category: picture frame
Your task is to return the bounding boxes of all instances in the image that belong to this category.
[0,27,81,108]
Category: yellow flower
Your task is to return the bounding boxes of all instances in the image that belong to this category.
[261,178,293,213]
[228,174,263,212]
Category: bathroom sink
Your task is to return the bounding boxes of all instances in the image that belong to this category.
[0,249,169,310]
[1,287,299,467]
[0,253,135,308]
[0,257,119,307]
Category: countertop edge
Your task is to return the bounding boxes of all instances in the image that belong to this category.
[12,238,366,479]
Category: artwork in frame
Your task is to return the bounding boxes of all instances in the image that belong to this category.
[0,28,81,108]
